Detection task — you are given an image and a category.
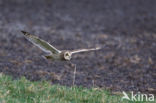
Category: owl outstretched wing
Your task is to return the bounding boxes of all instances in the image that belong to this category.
[70,47,101,54]
[21,31,61,54]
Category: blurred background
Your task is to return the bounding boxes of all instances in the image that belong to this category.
[0,0,155,94]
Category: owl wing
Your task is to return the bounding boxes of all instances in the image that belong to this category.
[21,31,61,54]
[70,47,101,54]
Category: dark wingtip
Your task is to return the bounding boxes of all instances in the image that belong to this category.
[21,30,27,34]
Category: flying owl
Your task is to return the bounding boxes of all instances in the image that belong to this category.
[21,31,101,61]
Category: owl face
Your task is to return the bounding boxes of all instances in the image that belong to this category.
[64,51,72,61]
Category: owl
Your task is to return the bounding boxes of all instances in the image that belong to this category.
[21,31,101,61]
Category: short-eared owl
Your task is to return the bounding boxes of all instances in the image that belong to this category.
[21,31,101,61]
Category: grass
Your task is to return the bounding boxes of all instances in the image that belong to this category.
[0,73,155,103]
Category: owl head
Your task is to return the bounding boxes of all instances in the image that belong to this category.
[63,51,72,61]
